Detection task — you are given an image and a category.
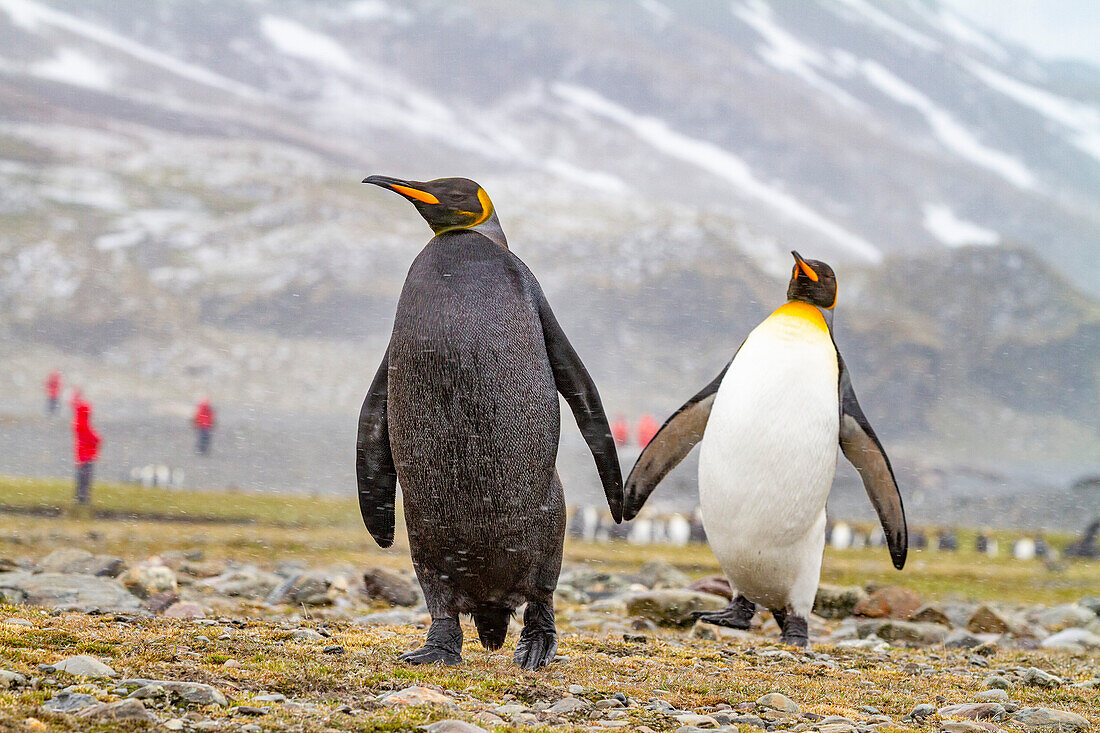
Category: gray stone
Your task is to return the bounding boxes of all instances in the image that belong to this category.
[123,679,228,706]
[624,590,727,627]
[362,567,421,606]
[41,690,100,713]
[1012,708,1090,732]
[1077,597,1100,615]
[0,572,141,612]
[266,571,331,605]
[1039,628,1100,650]
[557,568,634,599]
[423,721,490,733]
[0,669,27,688]
[377,686,454,707]
[77,698,156,722]
[253,693,286,703]
[910,604,953,626]
[53,655,116,678]
[940,722,992,733]
[1023,668,1062,688]
[1036,604,1096,631]
[120,561,176,599]
[756,693,799,713]
[968,605,1029,636]
[674,713,718,727]
[637,559,690,590]
[290,628,325,641]
[872,620,949,645]
[39,549,126,577]
[199,566,281,599]
[814,584,870,619]
[547,697,592,715]
[937,703,1005,720]
[164,601,205,619]
[945,629,986,649]
[978,689,1010,702]
[354,609,425,626]
[728,714,766,728]
[983,675,1012,690]
[908,703,936,719]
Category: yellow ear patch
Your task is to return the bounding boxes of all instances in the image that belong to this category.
[470,187,494,226]
[391,184,439,205]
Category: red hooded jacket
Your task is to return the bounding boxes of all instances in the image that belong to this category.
[45,371,62,399]
[610,417,630,448]
[637,413,660,449]
[194,400,215,430]
[72,399,100,464]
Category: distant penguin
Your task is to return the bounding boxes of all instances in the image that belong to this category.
[937,530,958,552]
[830,522,853,550]
[628,517,653,545]
[622,252,907,646]
[355,176,623,669]
[1013,537,1037,561]
[911,530,928,550]
[667,514,691,546]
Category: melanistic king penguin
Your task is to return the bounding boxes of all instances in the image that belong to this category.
[623,252,907,646]
[356,176,623,669]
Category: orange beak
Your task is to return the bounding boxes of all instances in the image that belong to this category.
[791,251,819,282]
[362,176,440,205]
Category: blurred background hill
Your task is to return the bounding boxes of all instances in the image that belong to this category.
[0,0,1097,528]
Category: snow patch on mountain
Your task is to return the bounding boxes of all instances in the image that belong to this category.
[922,203,1000,247]
[260,15,357,74]
[553,82,882,262]
[32,47,111,90]
[860,59,1034,188]
[830,0,941,53]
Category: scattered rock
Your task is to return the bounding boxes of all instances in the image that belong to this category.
[362,567,420,606]
[164,601,205,619]
[978,689,1010,703]
[40,690,99,713]
[940,722,994,733]
[938,703,1005,721]
[872,620,949,645]
[637,559,690,590]
[1011,708,1090,732]
[853,586,921,619]
[377,686,454,707]
[911,604,954,626]
[291,628,324,641]
[143,590,179,614]
[76,699,156,722]
[0,573,141,612]
[199,566,281,599]
[53,655,116,678]
[423,721,490,733]
[674,713,718,727]
[814,584,869,619]
[624,590,727,627]
[968,605,1029,635]
[983,676,1012,690]
[1039,628,1100,650]
[0,669,27,688]
[909,703,936,720]
[39,549,126,577]
[756,693,799,714]
[354,609,424,626]
[266,572,331,605]
[1023,668,1062,689]
[945,629,986,649]
[120,559,177,599]
[1036,604,1096,631]
[547,697,592,715]
[688,575,732,600]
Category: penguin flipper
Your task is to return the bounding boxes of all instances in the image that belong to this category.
[537,292,624,523]
[837,353,908,570]
[356,350,398,548]
[623,358,732,520]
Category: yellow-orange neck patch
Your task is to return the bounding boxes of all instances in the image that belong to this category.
[770,301,829,333]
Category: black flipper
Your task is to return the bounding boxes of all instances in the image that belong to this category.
[837,352,908,570]
[537,292,624,523]
[356,350,398,548]
[622,358,733,520]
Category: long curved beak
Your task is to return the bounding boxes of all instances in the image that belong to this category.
[362,175,439,205]
[791,250,819,282]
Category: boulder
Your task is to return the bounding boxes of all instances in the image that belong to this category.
[756,693,799,714]
[624,590,727,627]
[76,699,156,722]
[377,686,454,707]
[872,620,949,645]
[1011,708,1090,732]
[557,568,634,599]
[0,572,141,612]
[938,703,1006,721]
[53,655,117,678]
[547,697,592,715]
[1036,604,1096,631]
[120,560,177,599]
[944,629,985,648]
[814,584,869,619]
[0,669,26,688]
[852,586,921,619]
[123,679,227,706]
[40,691,99,713]
[910,604,953,626]
[163,601,205,619]
[1023,668,1062,688]
[637,559,690,590]
[362,567,420,607]
[39,549,125,577]
[266,571,331,605]
[198,566,281,599]
[1040,628,1100,650]
[688,575,732,600]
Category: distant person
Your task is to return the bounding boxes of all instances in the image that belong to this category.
[193,398,215,455]
[637,413,659,448]
[611,415,630,448]
[45,370,62,415]
[71,393,100,505]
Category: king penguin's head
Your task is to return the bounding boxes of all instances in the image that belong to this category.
[362,175,496,236]
[787,251,837,309]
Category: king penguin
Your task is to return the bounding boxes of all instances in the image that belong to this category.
[622,252,907,646]
[356,176,623,669]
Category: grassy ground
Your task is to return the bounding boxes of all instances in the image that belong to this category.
[0,476,1098,731]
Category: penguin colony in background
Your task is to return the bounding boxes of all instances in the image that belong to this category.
[622,253,908,646]
[355,178,905,662]
[356,176,622,670]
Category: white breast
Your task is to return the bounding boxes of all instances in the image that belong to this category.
[698,303,839,614]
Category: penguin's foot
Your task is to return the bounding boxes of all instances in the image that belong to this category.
[399,617,463,666]
[690,594,756,629]
[514,601,558,671]
[773,609,809,648]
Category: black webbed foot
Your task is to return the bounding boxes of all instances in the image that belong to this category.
[772,607,809,647]
[399,617,463,665]
[690,594,756,629]
[514,601,557,670]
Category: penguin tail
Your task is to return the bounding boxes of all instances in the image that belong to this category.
[472,604,512,650]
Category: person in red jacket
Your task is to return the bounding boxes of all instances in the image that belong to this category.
[610,415,630,448]
[193,398,215,455]
[637,413,660,449]
[71,393,100,505]
[45,370,62,415]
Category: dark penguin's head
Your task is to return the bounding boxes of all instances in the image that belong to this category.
[787,251,837,309]
[363,175,504,244]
